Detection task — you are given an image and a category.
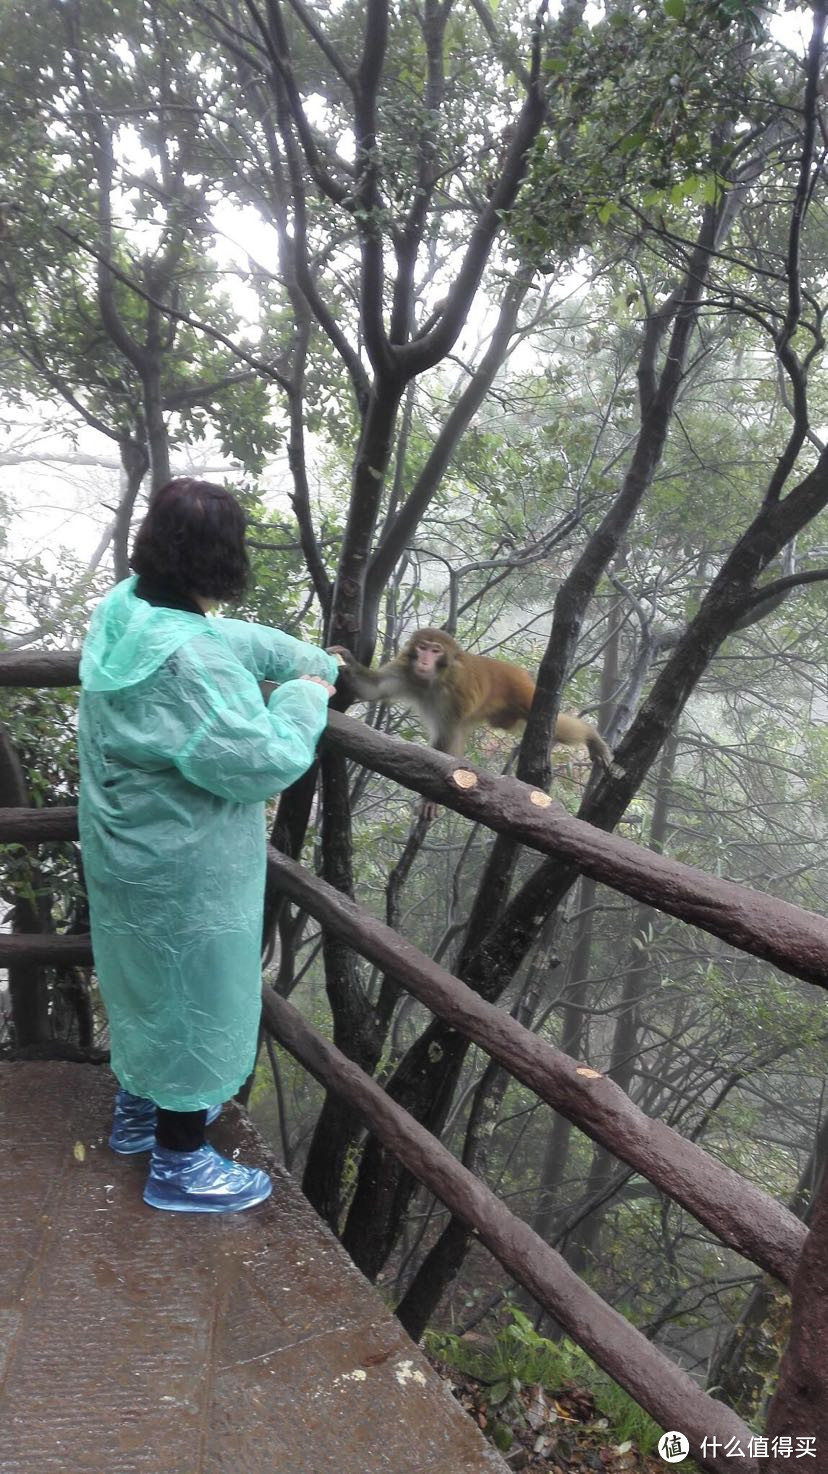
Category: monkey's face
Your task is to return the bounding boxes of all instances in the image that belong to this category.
[409,639,448,684]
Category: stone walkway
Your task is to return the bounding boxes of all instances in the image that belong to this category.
[0,1062,507,1474]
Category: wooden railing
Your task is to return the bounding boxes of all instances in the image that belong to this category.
[1,650,826,1474]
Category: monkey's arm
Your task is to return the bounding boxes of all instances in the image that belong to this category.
[330,648,465,764]
[328,648,408,704]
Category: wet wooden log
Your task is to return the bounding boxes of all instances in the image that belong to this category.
[0,651,81,686]
[267,847,805,1285]
[2,652,827,990]
[0,795,812,1285]
[261,986,757,1474]
[0,934,92,965]
[322,711,828,990]
[0,806,79,842]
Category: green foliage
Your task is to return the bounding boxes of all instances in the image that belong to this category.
[507,0,785,265]
[0,0,281,477]
[0,686,83,944]
[230,486,331,638]
[427,1307,667,1456]
[0,545,102,933]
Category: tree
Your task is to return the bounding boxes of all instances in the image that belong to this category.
[333,2,828,1313]
[0,0,281,581]
[5,0,828,1381]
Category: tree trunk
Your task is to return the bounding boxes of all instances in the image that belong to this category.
[302,749,381,1226]
[395,983,540,1340]
[531,878,598,1245]
[330,381,405,653]
[764,1164,828,1468]
[143,367,171,491]
[113,433,149,581]
[564,731,678,1274]
[709,1114,828,1414]
[529,607,630,1269]
[341,1025,470,1277]
[394,1055,508,1341]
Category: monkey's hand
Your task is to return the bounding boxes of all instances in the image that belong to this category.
[325,646,353,667]
[325,646,363,706]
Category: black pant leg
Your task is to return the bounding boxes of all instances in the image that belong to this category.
[155,1108,208,1152]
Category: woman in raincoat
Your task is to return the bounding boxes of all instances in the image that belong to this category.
[78,478,338,1213]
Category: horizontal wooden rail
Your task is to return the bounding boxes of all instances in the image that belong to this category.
[321,711,828,991]
[0,801,810,1285]
[0,934,92,965]
[0,806,79,842]
[261,986,756,1474]
[267,848,804,1284]
[0,651,81,686]
[3,652,828,989]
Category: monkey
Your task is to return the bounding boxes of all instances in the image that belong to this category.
[333,628,613,770]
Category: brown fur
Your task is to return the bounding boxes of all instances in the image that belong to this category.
[335,628,613,768]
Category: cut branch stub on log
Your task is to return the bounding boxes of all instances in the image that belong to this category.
[451,768,478,789]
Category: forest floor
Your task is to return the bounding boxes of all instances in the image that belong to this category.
[429,1356,692,1473]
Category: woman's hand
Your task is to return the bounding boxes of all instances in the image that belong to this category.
[299,673,337,697]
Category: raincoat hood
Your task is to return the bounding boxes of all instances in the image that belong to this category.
[80,576,210,693]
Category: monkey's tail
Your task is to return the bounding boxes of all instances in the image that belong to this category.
[585,730,614,770]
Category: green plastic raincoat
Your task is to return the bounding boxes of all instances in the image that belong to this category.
[78,576,337,1110]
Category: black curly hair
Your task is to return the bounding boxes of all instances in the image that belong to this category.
[129,478,250,600]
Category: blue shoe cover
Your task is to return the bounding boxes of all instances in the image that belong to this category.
[109,1088,223,1156]
[109,1088,157,1155]
[143,1144,272,1213]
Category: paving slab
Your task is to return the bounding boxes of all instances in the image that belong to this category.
[0,1062,507,1474]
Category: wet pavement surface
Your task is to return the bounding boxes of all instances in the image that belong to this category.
[0,1062,507,1474]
